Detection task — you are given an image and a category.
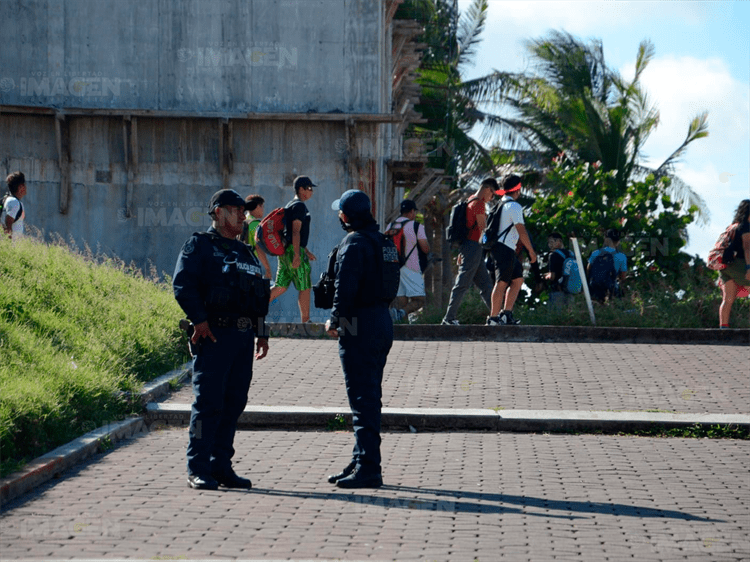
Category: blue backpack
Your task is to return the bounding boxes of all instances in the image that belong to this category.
[555,249,582,294]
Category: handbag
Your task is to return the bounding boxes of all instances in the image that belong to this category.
[313,245,339,309]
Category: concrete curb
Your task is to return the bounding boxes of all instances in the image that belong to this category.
[270,322,750,346]
[0,365,192,506]
[146,403,750,433]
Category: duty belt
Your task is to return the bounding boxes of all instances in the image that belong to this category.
[210,316,254,332]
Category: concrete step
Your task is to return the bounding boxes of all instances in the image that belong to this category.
[145,402,750,433]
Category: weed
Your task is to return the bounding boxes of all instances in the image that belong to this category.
[326,414,349,432]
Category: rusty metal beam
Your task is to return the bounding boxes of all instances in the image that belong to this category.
[0,104,403,123]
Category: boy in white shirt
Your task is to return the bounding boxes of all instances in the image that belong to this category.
[487,175,537,325]
[2,172,27,239]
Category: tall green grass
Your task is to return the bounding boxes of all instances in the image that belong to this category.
[0,234,187,476]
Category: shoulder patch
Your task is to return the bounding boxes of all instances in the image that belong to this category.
[182,238,196,255]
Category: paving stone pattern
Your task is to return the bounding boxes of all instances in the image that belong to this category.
[165,339,748,414]
[1,430,748,561]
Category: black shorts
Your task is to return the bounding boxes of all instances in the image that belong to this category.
[490,243,522,284]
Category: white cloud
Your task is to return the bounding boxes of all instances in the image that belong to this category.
[624,55,750,166]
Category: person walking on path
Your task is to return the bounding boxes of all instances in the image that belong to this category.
[587,229,627,303]
[242,193,272,279]
[386,199,430,321]
[545,232,574,310]
[2,171,27,240]
[487,175,537,325]
[441,178,497,325]
[173,189,271,491]
[718,199,750,328]
[269,176,317,322]
[325,190,396,489]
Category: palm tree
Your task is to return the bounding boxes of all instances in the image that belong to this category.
[465,31,710,223]
[398,0,507,180]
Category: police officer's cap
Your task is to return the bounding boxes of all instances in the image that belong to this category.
[331,189,371,217]
[208,189,247,214]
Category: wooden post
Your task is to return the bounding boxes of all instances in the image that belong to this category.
[55,114,71,215]
[219,118,233,190]
[123,115,138,218]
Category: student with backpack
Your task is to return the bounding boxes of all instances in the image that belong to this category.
[545,232,581,310]
[441,178,497,325]
[241,194,272,279]
[485,175,537,326]
[268,176,317,323]
[384,199,430,322]
[714,199,750,328]
[587,229,627,303]
[1,171,27,240]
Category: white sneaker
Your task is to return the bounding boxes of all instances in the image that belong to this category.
[441,319,460,326]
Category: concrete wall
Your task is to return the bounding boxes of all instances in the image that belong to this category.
[0,0,384,114]
[1,113,388,322]
[0,0,397,323]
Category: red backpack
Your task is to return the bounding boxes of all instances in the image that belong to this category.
[707,223,740,271]
[384,219,418,268]
[255,207,287,256]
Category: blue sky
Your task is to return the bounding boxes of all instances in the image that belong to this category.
[457,0,750,261]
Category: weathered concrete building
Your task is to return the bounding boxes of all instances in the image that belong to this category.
[0,0,428,321]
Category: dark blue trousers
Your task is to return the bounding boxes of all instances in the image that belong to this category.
[187,326,254,477]
[338,305,393,475]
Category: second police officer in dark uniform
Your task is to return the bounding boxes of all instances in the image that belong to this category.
[173,189,271,490]
[325,190,399,488]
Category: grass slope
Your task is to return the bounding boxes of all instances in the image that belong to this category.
[0,236,187,476]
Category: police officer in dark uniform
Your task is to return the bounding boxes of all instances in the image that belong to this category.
[325,190,395,489]
[173,189,270,490]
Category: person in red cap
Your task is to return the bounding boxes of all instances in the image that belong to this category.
[486,175,537,325]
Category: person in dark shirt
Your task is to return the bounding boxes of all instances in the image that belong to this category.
[545,232,573,310]
[718,199,750,328]
[269,176,317,322]
[173,189,270,491]
[325,190,394,489]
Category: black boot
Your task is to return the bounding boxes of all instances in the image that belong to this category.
[335,467,383,489]
[327,461,356,484]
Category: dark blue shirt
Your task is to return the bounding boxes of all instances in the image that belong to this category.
[329,223,387,329]
[173,227,269,337]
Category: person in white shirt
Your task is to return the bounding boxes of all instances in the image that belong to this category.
[2,172,27,239]
[487,175,537,325]
[387,199,430,321]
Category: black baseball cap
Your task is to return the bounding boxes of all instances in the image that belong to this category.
[293,176,317,190]
[208,189,246,214]
[400,199,417,213]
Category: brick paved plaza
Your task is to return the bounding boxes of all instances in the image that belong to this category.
[1,338,748,561]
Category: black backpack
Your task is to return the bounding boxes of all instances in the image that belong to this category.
[0,194,23,222]
[313,232,400,309]
[362,230,400,303]
[481,200,514,250]
[446,199,469,244]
